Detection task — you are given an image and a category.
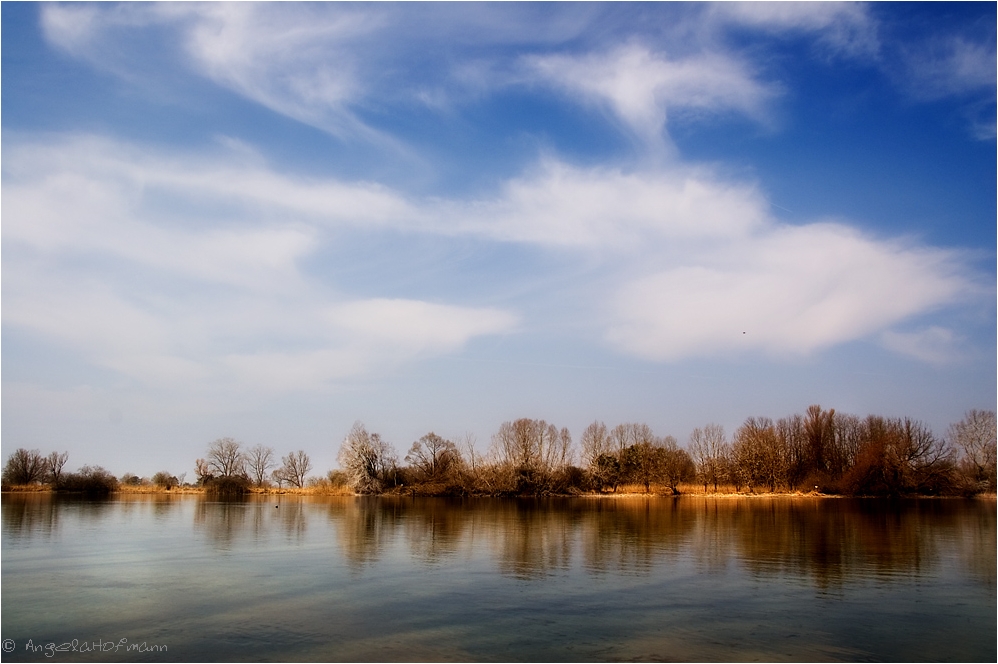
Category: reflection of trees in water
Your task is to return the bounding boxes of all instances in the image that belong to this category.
[577,498,691,575]
[323,497,690,578]
[958,500,996,588]
[194,497,311,547]
[276,500,307,541]
[7,494,990,588]
[118,493,184,524]
[489,500,574,579]
[326,497,400,569]
[318,496,994,585]
[399,498,470,564]
[682,498,995,590]
[2,494,62,539]
[193,498,249,549]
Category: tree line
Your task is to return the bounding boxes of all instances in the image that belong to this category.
[333,407,995,497]
[3,407,995,497]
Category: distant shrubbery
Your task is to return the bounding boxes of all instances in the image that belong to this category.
[204,474,251,497]
[57,465,119,495]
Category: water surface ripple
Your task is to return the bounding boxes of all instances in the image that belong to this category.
[2,495,994,662]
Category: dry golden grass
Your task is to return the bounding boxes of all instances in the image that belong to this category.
[0,485,355,497]
[0,484,53,493]
[585,482,830,498]
[117,484,203,494]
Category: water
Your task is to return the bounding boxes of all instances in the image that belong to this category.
[2,495,994,662]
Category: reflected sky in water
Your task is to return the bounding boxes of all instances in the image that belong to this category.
[2,495,994,662]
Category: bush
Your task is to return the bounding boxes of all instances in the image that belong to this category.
[58,466,119,495]
[327,470,350,487]
[205,474,250,496]
[120,473,143,486]
[151,471,179,489]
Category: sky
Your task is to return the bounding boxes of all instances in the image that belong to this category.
[2,2,995,479]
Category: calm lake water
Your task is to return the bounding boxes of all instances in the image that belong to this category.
[1,494,994,662]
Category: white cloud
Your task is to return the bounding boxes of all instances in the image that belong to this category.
[606,224,975,361]
[526,43,776,149]
[176,3,393,143]
[880,327,963,365]
[450,158,769,247]
[2,135,518,393]
[3,134,770,252]
[900,35,997,100]
[40,3,400,145]
[3,133,981,381]
[328,299,518,354]
[709,2,878,57]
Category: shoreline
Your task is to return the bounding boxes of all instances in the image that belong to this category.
[2,484,994,500]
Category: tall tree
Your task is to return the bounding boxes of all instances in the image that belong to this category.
[406,433,461,480]
[246,444,276,487]
[660,436,695,494]
[338,422,397,493]
[206,438,245,477]
[194,458,213,485]
[619,424,661,492]
[804,404,836,476]
[580,420,610,469]
[2,449,46,485]
[949,410,997,492]
[280,450,312,488]
[45,451,70,486]
[688,424,728,492]
[733,417,784,492]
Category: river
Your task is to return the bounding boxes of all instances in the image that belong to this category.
[1,494,994,661]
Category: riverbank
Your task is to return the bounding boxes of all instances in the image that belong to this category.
[3,483,993,499]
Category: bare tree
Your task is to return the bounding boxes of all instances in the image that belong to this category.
[660,436,695,494]
[491,418,573,492]
[580,420,610,469]
[949,409,997,492]
[609,423,638,457]
[777,414,807,487]
[279,450,312,488]
[206,438,245,477]
[338,422,397,493]
[406,433,462,480]
[194,458,213,485]
[2,449,46,485]
[45,451,69,486]
[271,467,289,488]
[462,432,480,476]
[531,425,572,473]
[688,424,728,492]
[246,444,276,487]
[733,417,784,492]
[804,404,837,477]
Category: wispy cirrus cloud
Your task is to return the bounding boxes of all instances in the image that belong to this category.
[895,33,997,139]
[880,327,964,366]
[525,44,777,151]
[707,2,879,57]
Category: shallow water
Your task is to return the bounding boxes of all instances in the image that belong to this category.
[1,494,994,662]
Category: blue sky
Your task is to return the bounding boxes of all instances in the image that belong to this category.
[2,2,995,478]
